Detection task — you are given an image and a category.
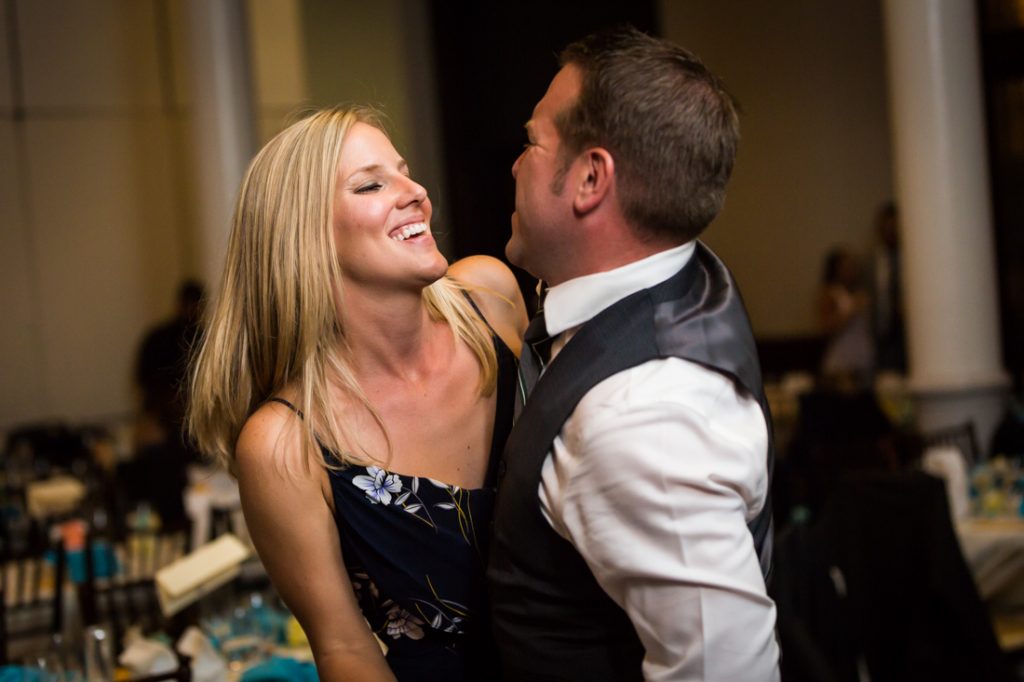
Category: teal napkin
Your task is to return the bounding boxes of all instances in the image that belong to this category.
[240,656,319,682]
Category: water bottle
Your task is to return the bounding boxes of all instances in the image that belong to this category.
[83,624,115,682]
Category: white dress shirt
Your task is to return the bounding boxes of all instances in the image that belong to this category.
[537,243,780,681]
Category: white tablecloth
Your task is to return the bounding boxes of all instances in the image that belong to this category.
[956,516,1024,607]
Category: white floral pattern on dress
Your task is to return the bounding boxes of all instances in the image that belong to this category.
[350,468,476,542]
[385,604,425,640]
[352,466,403,505]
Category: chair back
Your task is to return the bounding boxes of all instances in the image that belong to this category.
[0,520,66,664]
[921,421,980,467]
[772,472,1013,681]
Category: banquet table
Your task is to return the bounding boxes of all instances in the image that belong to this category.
[956,515,1024,653]
[957,516,1024,606]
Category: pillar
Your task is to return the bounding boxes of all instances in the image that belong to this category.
[882,0,1009,452]
[181,0,256,290]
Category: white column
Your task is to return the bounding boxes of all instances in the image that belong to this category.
[182,0,256,289]
[882,0,1009,452]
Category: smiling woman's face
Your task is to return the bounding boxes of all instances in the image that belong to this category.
[332,122,447,291]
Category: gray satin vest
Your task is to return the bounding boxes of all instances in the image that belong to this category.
[488,242,775,681]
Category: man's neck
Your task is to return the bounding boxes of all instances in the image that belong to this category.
[546,223,680,286]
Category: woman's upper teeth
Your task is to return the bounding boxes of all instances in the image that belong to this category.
[392,222,427,241]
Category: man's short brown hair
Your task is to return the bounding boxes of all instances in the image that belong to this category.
[557,27,740,243]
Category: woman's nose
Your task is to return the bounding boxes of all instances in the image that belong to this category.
[400,176,428,206]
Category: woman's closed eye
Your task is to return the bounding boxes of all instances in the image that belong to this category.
[355,182,382,194]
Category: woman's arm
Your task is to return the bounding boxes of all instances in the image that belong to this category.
[448,255,529,356]
[234,402,395,682]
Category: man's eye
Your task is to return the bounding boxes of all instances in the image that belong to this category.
[355,183,382,194]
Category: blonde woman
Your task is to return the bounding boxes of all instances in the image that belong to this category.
[187,106,527,681]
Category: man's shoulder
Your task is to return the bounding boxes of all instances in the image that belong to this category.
[565,357,768,474]
[575,357,739,419]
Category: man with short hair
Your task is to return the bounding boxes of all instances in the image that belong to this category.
[489,27,780,680]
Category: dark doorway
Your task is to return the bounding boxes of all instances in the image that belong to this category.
[430,2,659,304]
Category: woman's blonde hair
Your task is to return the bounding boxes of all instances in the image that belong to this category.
[187,105,497,471]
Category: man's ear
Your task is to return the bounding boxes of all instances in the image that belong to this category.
[573,148,614,214]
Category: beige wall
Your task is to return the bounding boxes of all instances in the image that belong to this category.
[1,0,186,429]
[300,0,450,253]
[248,0,309,143]
[660,0,895,337]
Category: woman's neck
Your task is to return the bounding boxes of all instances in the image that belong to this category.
[338,284,450,384]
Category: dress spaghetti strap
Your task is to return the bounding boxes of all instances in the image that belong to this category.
[460,288,501,338]
[267,396,304,419]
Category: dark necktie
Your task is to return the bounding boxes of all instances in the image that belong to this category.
[514,310,553,419]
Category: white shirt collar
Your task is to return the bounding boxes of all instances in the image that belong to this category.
[543,241,696,337]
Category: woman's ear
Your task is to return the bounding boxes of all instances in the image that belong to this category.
[573,147,614,215]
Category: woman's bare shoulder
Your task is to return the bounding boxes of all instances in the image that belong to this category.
[448,256,528,349]
[235,399,310,476]
[448,255,518,297]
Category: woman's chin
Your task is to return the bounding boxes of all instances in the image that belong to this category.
[421,252,450,283]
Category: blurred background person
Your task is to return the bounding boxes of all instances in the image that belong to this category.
[817,247,874,391]
[134,279,205,456]
[120,279,206,530]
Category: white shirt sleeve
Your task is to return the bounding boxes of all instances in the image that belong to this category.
[539,357,780,681]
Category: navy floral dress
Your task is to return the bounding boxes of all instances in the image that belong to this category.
[273,318,514,680]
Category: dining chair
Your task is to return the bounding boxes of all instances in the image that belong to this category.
[0,519,66,664]
[771,471,1014,681]
[921,420,980,467]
